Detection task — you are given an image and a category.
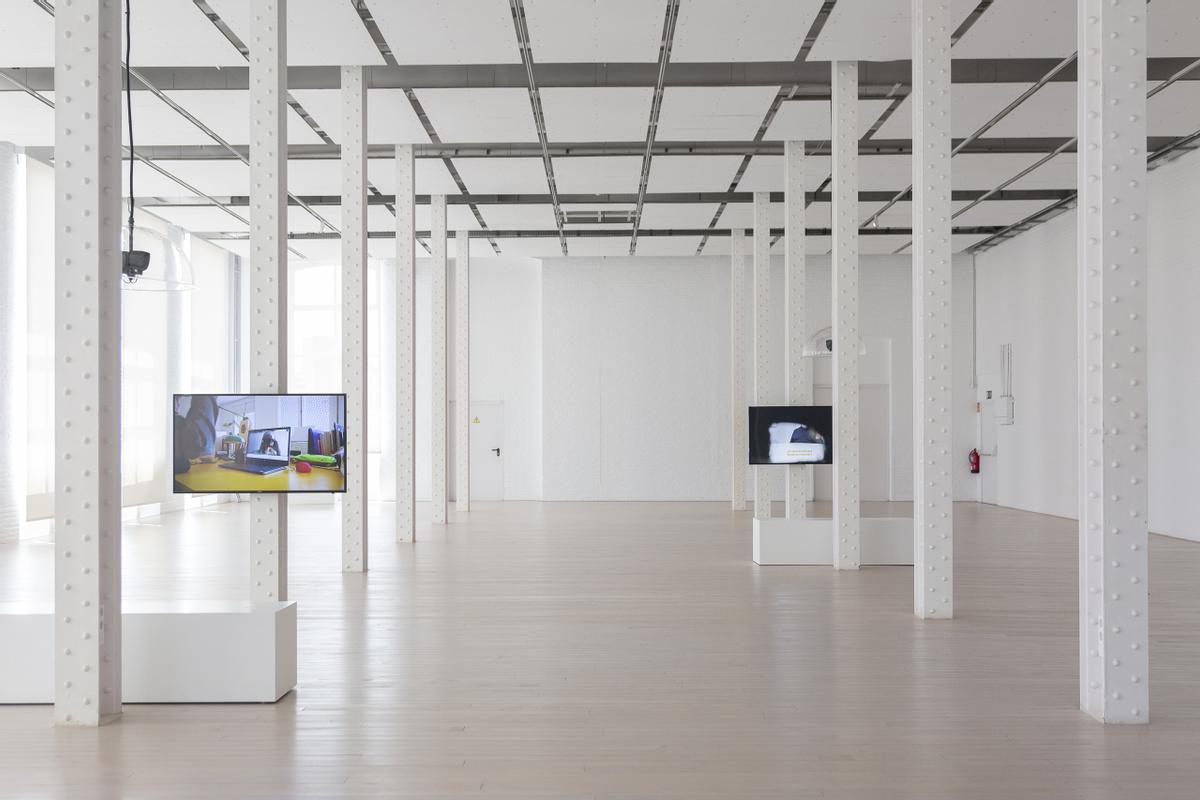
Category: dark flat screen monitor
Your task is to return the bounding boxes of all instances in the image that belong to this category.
[172,394,347,493]
[748,406,833,465]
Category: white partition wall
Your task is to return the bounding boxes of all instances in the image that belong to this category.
[430,195,449,524]
[340,66,368,572]
[1077,0,1150,724]
[912,1,954,617]
[455,230,471,513]
[395,145,416,541]
[53,0,123,727]
[247,0,288,602]
[752,193,773,520]
[831,62,861,570]
[730,229,747,511]
[784,141,809,519]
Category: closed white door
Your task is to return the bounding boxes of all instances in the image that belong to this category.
[468,402,504,501]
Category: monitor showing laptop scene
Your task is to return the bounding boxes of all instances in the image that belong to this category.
[172,394,346,493]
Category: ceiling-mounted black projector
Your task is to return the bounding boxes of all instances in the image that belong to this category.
[122,249,151,282]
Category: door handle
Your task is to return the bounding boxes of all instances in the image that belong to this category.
[491,447,501,457]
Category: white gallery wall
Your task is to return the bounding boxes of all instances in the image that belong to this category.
[975,147,1200,542]
[541,254,979,502]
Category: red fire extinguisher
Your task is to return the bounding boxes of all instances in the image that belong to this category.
[968,448,980,474]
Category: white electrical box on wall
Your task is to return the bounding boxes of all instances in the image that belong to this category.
[995,395,1015,425]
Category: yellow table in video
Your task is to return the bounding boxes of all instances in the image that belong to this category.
[174,460,345,493]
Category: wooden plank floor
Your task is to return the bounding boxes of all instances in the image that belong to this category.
[1,500,1199,798]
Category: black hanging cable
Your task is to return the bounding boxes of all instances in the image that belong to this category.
[125,0,134,253]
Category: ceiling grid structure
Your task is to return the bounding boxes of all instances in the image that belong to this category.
[6,0,1200,257]
[629,1,681,255]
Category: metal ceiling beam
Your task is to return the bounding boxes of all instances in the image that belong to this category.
[134,188,1074,208]
[509,0,568,255]
[629,0,681,255]
[7,58,1200,92]
[200,225,1006,241]
[43,136,1148,162]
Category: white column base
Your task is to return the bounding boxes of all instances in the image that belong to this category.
[753,517,913,566]
[0,601,296,704]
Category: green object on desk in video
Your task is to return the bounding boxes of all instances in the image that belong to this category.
[294,453,337,466]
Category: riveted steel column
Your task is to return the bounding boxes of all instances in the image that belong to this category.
[831,62,861,569]
[341,66,367,572]
[454,230,470,513]
[54,0,122,727]
[913,0,954,617]
[784,141,809,519]
[431,195,448,524]
[752,192,773,520]
[396,145,416,541]
[1078,0,1149,724]
[730,228,747,512]
[248,0,288,602]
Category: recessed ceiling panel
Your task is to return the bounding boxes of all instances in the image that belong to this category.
[494,238,569,259]
[125,0,246,66]
[454,158,551,195]
[163,90,325,146]
[983,153,1076,191]
[0,92,54,146]
[0,1,54,67]
[287,90,430,145]
[647,155,742,193]
[657,87,780,141]
[568,238,633,257]
[1150,82,1200,137]
[524,0,663,62]
[638,204,721,229]
[415,204,478,231]
[859,234,913,255]
[952,0,1073,58]
[561,203,636,230]
[287,160,342,195]
[953,199,1062,228]
[370,1,520,64]
[541,88,654,142]
[810,0,977,61]
[477,205,559,231]
[416,89,538,143]
[147,205,249,235]
[874,84,1075,141]
[555,156,642,194]
[124,159,250,198]
[721,201,785,230]
[288,205,341,234]
[1150,0,1200,57]
[738,154,834,193]
[207,0,384,66]
[672,0,822,62]
[634,237,705,257]
[367,159,462,196]
[766,99,895,142]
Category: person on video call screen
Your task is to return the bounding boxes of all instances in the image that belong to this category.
[257,430,281,456]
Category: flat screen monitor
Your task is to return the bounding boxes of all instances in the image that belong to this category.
[748,406,833,465]
[172,394,347,494]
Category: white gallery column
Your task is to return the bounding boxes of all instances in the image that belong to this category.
[430,195,448,524]
[912,0,954,617]
[54,0,123,726]
[1078,0,1150,724]
[784,141,809,519]
[831,62,861,569]
[752,193,773,520]
[248,0,288,601]
[395,145,416,541]
[340,66,368,572]
[729,228,747,511]
[454,230,470,512]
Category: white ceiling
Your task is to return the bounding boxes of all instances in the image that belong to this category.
[5,0,1200,259]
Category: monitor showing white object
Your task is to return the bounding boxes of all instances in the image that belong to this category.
[748,406,833,465]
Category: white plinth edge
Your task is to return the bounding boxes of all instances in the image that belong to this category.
[753,517,914,566]
[0,601,297,704]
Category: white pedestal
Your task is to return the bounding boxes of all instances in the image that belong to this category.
[0,601,296,704]
[753,517,914,566]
